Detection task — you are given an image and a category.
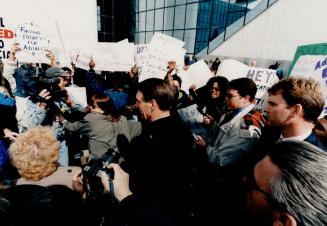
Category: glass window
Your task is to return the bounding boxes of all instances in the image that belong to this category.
[147,0,155,10]
[139,32,146,43]
[176,0,186,5]
[174,5,186,29]
[146,10,154,31]
[139,12,146,31]
[139,0,146,11]
[164,7,174,30]
[185,3,198,28]
[164,30,173,36]
[155,0,164,8]
[146,31,154,43]
[165,0,175,7]
[173,30,184,41]
[135,14,139,31]
[184,29,196,53]
[135,33,139,43]
[154,9,164,31]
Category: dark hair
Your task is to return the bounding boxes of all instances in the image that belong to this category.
[91,93,120,119]
[206,76,229,99]
[22,185,89,226]
[228,77,257,101]
[171,74,182,87]
[137,78,175,111]
[268,77,324,122]
[267,141,327,226]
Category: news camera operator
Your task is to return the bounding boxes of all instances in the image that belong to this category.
[20,66,84,166]
[72,161,175,226]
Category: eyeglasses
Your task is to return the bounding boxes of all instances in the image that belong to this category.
[244,170,272,200]
[226,93,241,99]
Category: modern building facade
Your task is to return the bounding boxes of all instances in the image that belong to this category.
[133,0,249,55]
[97,0,136,42]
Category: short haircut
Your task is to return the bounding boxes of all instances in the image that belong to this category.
[171,74,182,87]
[268,140,327,226]
[268,77,324,122]
[228,77,257,101]
[91,93,119,118]
[9,126,59,181]
[137,78,175,111]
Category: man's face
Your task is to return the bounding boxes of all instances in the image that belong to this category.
[135,91,152,120]
[244,156,281,225]
[226,89,246,111]
[58,76,71,90]
[265,93,293,127]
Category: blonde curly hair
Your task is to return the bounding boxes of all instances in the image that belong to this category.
[9,126,59,181]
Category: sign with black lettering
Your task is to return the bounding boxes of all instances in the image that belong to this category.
[15,22,50,63]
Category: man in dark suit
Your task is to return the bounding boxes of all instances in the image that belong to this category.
[264,77,326,150]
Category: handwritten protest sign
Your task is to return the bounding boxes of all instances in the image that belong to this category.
[0,17,15,60]
[139,34,186,81]
[217,59,279,113]
[75,46,93,71]
[65,86,87,108]
[151,32,185,48]
[290,55,327,116]
[15,22,50,63]
[134,44,148,72]
[179,60,213,93]
[93,42,134,71]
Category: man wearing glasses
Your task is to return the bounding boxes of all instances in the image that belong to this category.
[243,140,327,226]
[196,77,267,167]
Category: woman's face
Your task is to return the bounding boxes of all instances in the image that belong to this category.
[210,82,220,99]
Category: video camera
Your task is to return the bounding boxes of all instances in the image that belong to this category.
[82,134,129,196]
[14,64,66,102]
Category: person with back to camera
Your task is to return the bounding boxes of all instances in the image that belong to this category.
[59,93,141,159]
[8,126,80,189]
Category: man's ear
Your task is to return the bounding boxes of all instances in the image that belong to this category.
[290,104,303,118]
[273,212,297,226]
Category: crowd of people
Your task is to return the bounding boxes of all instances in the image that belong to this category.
[0,42,326,226]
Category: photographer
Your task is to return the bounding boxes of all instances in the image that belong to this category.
[73,163,175,226]
[21,66,84,166]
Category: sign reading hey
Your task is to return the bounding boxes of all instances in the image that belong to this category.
[217,59,279,113]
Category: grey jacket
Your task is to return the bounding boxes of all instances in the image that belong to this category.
[63,112,141,157]
[207,104,264,167]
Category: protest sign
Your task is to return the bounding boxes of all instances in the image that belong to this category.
[75,46,93,71]
[14,22,51,63]
[65,86,87,108]
[179,60,213,93]
[93,42,134,71]
[217,59,279,113]
[289,55,324,77]
[151,32,185,48]
[0,17,15,60]
[134,44,148,71]
[139,37,186,81]
[290,55,327,116]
